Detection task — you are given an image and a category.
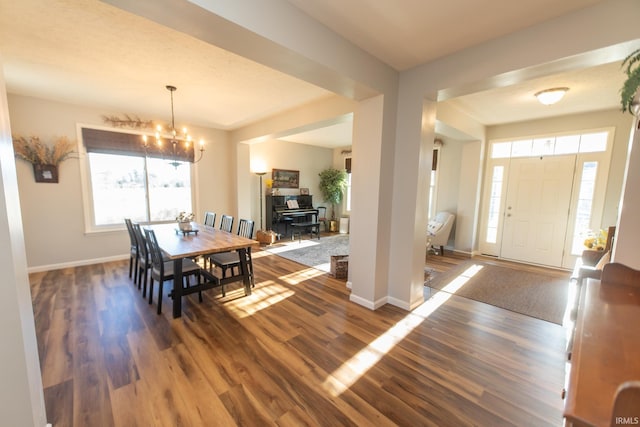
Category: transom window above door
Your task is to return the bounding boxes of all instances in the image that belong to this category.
[490,131,608,159]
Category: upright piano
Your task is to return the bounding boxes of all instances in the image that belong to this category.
[265,195,318,236]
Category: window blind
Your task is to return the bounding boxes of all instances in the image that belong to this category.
[82,127,194,162]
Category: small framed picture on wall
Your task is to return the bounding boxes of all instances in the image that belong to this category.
[299,187,309,195]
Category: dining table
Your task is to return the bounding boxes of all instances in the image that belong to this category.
[146,222,259,318]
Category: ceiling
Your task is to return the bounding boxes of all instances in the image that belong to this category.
[0,0,626,148]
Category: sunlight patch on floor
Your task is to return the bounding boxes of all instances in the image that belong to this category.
[264,239,320,254]
[278,267,326,284]
[251,250,274,259]
[224,280,295,318]
[323,264,484,396]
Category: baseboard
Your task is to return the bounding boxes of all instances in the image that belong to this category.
[28,254,129,273]
[349,293,387,310]
[452,248,473,256]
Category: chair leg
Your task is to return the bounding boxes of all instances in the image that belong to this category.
[221,267,227,297]
[148,279,154,304]
[157,281,164,315]
[440,245,445,256]
[142,268,149,298]
[129,255,134,279]
[134,256,139,285]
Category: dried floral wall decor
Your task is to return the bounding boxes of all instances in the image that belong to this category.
[12,135,75,183]
[102,114,154,129]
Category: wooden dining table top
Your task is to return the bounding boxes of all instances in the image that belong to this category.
[145,222,259,260]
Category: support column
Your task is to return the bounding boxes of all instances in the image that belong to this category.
[0,58,48,427]
[613,117,640,269]
[348,95,396,308]
[388,92,436,310]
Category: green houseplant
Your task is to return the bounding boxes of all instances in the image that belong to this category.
[318,167,347,230]
[620,48,640,115]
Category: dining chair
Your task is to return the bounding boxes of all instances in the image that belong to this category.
[204,211,216,227]
[219,214,234,232]
[132,223,149,295]
[144,228,203,315]
[316,206,328,231]
[208,218,255,296]
[124,218,139,283]
[133,223,173,298]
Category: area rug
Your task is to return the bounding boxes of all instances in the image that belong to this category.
[427,260,570,325]
[265,234,349,273]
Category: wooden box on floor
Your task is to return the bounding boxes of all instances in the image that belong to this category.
[257,229,278,245]
[330,255,349,279]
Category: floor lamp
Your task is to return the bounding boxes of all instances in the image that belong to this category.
[256,172,266,230]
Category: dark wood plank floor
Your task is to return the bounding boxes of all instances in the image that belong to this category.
[31,246,567,426]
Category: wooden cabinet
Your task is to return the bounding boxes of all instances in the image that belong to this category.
[563,278,640,426]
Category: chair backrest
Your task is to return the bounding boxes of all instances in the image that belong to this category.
[220,214,234,232]
[601,262,640,288]
[317,206,327,220]
[204,211,216,227]
[236,219,255,239]
[132,223,148,264]
[124,218,137,250]
[428,212,455,246]
[610,381,640,426]
[143,228,165,275]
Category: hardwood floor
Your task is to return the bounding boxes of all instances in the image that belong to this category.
[31,247,567,426]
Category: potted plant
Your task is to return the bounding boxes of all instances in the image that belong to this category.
[12,135,74,183]
[176,211,195,231]
[318,167,347,231]
[620,48,640,115]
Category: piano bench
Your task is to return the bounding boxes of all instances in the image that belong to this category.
[290,222,320,243]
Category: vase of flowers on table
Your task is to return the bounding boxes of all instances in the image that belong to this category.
[176,212,194,231]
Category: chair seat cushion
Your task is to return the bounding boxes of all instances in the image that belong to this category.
[153,258,201,278]
[209,251,240,268]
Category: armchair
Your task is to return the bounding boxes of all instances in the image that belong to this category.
[427,212,455,256]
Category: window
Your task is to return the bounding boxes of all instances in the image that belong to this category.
[485,165,504,244]
[571,161,598,255]
[490,130,608,159]
[82,128,194,230]
[429,148,439,219]
[345,157,352,212]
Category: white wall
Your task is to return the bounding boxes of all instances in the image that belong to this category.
[456,141,483,253]
[249,139,333,227]
[8,94,234,270]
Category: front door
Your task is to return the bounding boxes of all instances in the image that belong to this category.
[500,155,575,267]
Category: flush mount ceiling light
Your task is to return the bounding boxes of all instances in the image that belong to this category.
[535,87,569,105]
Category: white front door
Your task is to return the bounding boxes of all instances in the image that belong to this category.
[500,155,575,267]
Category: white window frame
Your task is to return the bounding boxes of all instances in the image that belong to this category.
[345,168,352,212]
[77,124,199,234]
[428,148,440,220]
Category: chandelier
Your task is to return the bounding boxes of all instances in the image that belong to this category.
[143,85,205,167]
